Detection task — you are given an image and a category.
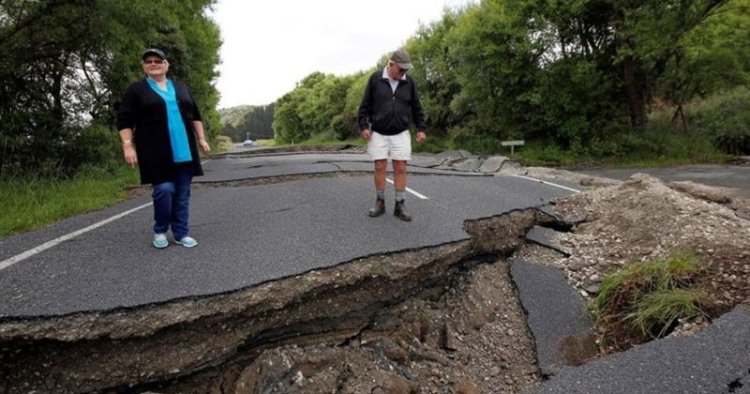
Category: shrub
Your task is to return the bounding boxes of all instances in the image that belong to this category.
[688,87,750,155]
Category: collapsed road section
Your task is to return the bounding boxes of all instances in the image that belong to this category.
[0,209,569,393]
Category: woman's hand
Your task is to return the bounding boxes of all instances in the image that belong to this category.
[198,139,211,154]
[123,142,137,168]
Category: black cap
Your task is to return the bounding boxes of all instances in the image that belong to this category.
[142,48,166,60]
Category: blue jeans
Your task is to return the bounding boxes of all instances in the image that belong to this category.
[152,165,193,239]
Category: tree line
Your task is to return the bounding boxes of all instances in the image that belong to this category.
[0,0,221,177]
[219,104,275,142]
[272,0,750,157]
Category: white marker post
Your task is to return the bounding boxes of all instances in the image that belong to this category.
[501,140,525,157]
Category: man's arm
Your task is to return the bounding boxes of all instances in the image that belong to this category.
[411,80,427,143]
[357,73,376,137]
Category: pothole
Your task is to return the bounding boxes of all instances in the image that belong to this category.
[0,208,564,393]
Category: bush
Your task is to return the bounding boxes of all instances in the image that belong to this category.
[446,127,507,155]
[517,140,577,166]
[689,87,750,155]
[413,133,449,154]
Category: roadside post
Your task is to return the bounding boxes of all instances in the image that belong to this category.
[501,140,525,157]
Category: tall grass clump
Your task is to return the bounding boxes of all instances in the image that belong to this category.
[591,251,714,350]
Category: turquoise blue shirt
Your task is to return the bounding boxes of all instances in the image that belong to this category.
[147,79,193,163]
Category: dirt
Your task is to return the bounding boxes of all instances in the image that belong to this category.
[511,168,750,345]
[550,173,750,308]
[163,261,539,394]
[2,162,749,393]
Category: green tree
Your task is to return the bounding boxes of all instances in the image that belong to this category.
[267,0,747,158]
[272,72,358,142]
[654,0,750,131]
[342,70,374,138]
[446,1,542,140]
[233,104,275,140]
[405,10,462,136]
[0,0,221,176]
[273,90,307,143]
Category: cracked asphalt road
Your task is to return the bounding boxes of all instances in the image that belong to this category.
[1,150,748,394]
[0,152,571,318]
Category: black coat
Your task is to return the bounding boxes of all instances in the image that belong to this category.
[357,71,426,136]
[116,79,204,185]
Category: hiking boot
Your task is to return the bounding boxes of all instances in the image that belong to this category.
[394,200,412,222]
[368,198,385,217]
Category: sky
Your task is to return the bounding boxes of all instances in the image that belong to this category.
[210,0,475,108]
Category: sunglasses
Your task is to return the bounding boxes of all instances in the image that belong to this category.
[143,59,165,65]
[391,62,408,74]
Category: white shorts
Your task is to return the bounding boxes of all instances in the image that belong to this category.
[367,130,412,161]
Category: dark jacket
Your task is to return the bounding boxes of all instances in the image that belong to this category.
[116,79,204,185]
[357,71,426,136]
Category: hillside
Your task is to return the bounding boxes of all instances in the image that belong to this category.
[218,105,254,127]
[218,104,275,141]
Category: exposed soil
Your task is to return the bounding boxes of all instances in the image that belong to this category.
[157,261,539,394]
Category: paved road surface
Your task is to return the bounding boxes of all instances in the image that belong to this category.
[0,152,570,317]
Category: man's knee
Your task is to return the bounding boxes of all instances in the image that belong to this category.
[392,160,407,174]
[374,160,388,172]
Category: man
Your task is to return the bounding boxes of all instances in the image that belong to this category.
[358,48,427,222]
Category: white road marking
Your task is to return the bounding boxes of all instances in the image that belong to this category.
[385,178,430,200]
[0,202,153,271]
[512,174,581,193]
[0,160,212,271]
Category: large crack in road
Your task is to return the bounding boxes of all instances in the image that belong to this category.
[0,208,568,393]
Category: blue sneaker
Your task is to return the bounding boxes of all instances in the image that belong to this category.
[175,236,198,248]
[153,233,168,249]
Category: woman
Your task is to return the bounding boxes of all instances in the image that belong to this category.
[116,48,211,249]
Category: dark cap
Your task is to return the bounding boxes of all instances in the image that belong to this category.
[390,49,412,70]
[142,48,166,60]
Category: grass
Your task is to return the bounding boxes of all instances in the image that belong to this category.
[254,139,277,147]
[294,131,365,147]
[0,165,140,239]
[626,289,710,339]
[591,251,713,349]
[271,133,365,148]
